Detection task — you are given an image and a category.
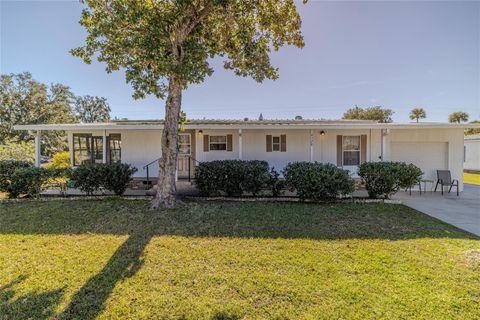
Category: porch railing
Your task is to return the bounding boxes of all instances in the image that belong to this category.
[142,155,201,188]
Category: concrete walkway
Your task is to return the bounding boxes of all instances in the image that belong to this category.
[394,184,480,236]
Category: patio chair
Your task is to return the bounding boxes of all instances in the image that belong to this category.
[434,170,459,196]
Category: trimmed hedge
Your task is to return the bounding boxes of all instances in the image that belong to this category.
[283,162,355,201]
[194,160,271,196]
[71,163,137,195]
[0,160,32,193]
[358,162,423,199]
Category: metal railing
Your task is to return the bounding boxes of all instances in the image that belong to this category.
[142,155,201,188]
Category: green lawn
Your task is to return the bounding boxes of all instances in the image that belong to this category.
[464,172,480,185]
[0,200,479,319]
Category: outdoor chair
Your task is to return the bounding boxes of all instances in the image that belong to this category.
[434,170,459,196]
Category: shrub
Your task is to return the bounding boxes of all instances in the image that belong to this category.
[71,163,137,195]
[47,151,71,169]
[71,164,102,195]
[8,167,46,198]
[283,162,355,201]
[358,162,423,199]
[194,160,270,196]
[269,167,285,197]
[0,160,33,193]
[99,163,137,195]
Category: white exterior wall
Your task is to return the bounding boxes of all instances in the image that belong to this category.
[385,128,465,190]
[464,139,480,171]
[195,130,240,162]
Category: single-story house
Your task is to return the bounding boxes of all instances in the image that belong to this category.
[464,134,480,172]
[14,119,480,192]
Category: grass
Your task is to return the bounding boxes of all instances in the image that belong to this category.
[464,172,480,185]
[0,199,479,319]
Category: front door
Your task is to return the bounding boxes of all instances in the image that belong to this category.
[178,133,192,178]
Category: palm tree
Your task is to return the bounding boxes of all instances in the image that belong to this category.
[448,111,469,124]
[409,108,426,123]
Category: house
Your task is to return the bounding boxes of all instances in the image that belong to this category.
[14,119,480,192]
[464,134,480,172]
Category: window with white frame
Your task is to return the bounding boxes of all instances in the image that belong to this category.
[343,136,361,166]
[178,134,191,155]
[209,135,227,151]
[272,136,281,151]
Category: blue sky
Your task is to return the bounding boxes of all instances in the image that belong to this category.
[1,0,479,122]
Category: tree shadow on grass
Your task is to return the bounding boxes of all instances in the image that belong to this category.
[0,200,478,320]
[0,276,64,320]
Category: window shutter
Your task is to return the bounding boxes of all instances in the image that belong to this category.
[336,135,343,166]
[203,134,209,152]
[360,134,367,163]
[280,135,287,152]
[227,134,233,152]
[266,135,272,152]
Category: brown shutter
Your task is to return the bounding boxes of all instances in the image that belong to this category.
[203,134,209,152]
[336,135,343,166]
[266,135,272,152]
[280,134,287,152]
[360,134,367,164]
[226,134,233,152]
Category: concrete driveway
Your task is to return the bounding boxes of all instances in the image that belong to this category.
[394,184,480,236]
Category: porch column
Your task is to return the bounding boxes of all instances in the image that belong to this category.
[309,130,313,162]
[34,130,41,167]
[102,130,107,164]
[238,129,243,160]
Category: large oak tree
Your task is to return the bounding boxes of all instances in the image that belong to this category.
[72,0,306,208]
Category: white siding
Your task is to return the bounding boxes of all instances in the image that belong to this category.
[464,140,480,171]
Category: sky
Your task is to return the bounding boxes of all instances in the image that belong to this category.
[1,0,479,122]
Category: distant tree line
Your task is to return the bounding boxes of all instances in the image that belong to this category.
[0,72,111,155]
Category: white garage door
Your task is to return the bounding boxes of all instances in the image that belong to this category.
[390,142,448,180]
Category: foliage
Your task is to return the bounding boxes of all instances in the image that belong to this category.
[98,163,137,195]
[448,111,469,124]
[74,95,111,123]
[465,120,480,135]
[342,106,394,123]
[8,167,46,198]
[358,162,423,199]
[268,167,285,197]
[0,160,33,193]
[47,151,71,169]
[194,160,271,196]
[2,200,477,319]
[0,72,77,154]
[71,163,137,195]
[283,162,355,201]
[409,107,426,122]
[0,140,35,162]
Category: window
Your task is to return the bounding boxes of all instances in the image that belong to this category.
[108,134,121,164]
[209,135,227,151]
[272,136,280,151]
[179,134,191,155]
[343,136,361,166]
[73,134,92,166]
[73,134,121,166]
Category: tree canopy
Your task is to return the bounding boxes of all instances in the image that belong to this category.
[342,106,394,123]
[74,95,111,123]
[448,111,469,124]
[465,120,480,136]
[409,107,426,123]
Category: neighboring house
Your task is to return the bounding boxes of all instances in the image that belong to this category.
[464,134,480,171]
[15,119,480,192]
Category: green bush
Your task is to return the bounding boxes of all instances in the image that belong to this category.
[99,163,137,195]
[269,167,285,197]
[9,167,45,198]
[0,160,33,194]
[194,160,271,196]
[283,162,355,201]
[358,162,423,199]
[71,163,137,195]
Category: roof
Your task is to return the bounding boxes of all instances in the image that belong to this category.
[13,119,480,131]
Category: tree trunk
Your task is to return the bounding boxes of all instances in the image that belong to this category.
[152,75,182,209]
